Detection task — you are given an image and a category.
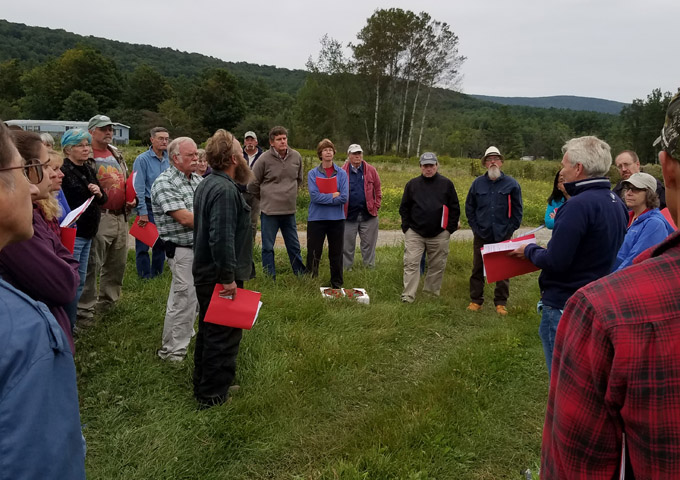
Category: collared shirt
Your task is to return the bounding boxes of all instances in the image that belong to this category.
[347,163,367,221]
[150,166,202,246]
[542,230,680,479]
[132,147,170,215]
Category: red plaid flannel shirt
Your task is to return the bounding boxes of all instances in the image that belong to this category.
[542,230,680,479]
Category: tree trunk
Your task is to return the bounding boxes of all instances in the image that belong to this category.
[364,119,371,149]
[416,84,432,158]
[406,81,421,157]
[371,77,380,153]
[397,77,411,155]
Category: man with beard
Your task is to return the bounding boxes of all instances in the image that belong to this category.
[192,129,254,409]
[151,137,202,362]
[612,150,666,209]
[240,131,263,242]
[465,146,523,315]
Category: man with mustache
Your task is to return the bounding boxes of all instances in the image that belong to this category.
[192,129,254,409]
[465,146,523,316]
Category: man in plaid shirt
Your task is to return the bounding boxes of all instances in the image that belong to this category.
[151,137,203,362]
[541,93,680,478]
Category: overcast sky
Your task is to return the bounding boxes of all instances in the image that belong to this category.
[3,0,678,104]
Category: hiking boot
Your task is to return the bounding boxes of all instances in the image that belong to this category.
[496,305,508,316]
[467,302,482,312]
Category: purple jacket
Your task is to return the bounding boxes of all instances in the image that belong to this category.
[342,160,382,217]
[0,207,79,353]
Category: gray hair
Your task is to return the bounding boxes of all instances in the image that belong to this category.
[562,136,612,177]
[40,132,55,148]
[168,137,196,164]
[150,126,168,138]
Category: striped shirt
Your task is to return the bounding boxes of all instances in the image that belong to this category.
[151,166,202,246]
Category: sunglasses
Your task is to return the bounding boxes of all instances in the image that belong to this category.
[0,159,48,185]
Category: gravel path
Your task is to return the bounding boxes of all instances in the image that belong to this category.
[128,227,551,249]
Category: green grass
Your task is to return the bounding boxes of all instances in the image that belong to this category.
[76,242,548,479]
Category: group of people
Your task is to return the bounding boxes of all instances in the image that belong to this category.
[5,95,680,476]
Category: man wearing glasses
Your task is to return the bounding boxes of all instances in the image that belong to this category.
[78,114,134,325]
[132,127,170,279]
[612,149,666,209]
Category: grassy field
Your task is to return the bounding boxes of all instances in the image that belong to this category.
[76,241,548,479]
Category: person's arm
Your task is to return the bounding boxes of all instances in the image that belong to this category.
[133,155,148,215]
[297,153,303,188]
[247,156,264,199]
[151,176,191,228]
[168,209,194,228]
[542,291,620,479]
[399,181,412,233]
[465,184,478,234]
[615,220,670,272]
[333,169,349,205]
[510,181,523,231]
[373,167,382,211]
[447,182,460,234]
[90,166,108,205]
[544,201,558,230]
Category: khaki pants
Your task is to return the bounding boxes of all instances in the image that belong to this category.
[78,212,128,320]
[158,247,198,360]
[401,229,451,303]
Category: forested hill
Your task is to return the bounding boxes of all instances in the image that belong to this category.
[0,19,307,95]
[470,94,627,115]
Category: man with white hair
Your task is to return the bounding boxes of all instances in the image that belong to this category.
[465,146,523,316]
[151,137,202,362]
[511,136,628,376]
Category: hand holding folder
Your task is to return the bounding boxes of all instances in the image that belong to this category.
[482,234,539,283]
[204,286,262,330]
[129,215,159,248]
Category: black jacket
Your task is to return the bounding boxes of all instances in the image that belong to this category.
[399,173,460,238]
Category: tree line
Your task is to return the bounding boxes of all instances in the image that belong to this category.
[0,12,676,161]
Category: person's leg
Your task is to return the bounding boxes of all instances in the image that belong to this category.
[259,213,277,278]
[280,214,305,274]
[135,238,151,279]
[494,279,510,307]
[358,213,379,268]
[401,229,425,302]
[343,219,359,270]
[147,200,166,278]
[78,216,112,321]
[538,305,563,377]
[469,234,486,305]
[422,230,451,296]
[98,214,127,310]
[158,248,198,361]
[65,237,92,329]
[306,221,325,278]
[245,193,260,244]
[193,284,211,398]
[327,220,345,288]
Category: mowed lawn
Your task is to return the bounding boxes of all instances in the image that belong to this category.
[76,240,548,479]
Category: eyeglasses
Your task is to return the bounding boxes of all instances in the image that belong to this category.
[0,159,48,185]
[623,186,646,193]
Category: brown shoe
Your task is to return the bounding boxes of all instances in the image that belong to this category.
[495,305,508,316]
[467,302,482,312]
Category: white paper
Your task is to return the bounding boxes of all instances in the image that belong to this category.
[60,195,95,228]
[252,301,263,327]
[481,237,536,254]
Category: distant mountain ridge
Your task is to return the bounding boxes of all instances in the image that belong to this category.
[470,94,628,114]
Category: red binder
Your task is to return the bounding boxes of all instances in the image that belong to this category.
[204,286,262,330]
[129,216,159,248]
[316,177,337,194]
[482,234,540,283]
[441,205,449,229]
[60,227,76,254]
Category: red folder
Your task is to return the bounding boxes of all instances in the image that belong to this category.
[661,208,677,230]
[441,205,449,230]
[316,177,337,194]
[125,171,137,204]
[482,234,540,283]
[129,216,159,248]
[60,227,76,254]
[204,286,262,330]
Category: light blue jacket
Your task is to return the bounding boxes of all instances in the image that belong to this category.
[132,147,170,215]
[307,163,348,221]
[544,198,565,230]
[613,208,675,271]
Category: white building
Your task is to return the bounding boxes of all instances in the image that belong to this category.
[5,119,130,145]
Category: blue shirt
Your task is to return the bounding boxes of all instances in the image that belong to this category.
[347,163,367,221]
[132,147,170,215]
[613,208,675,271]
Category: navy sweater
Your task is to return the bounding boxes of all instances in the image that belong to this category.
[524,177,628,309]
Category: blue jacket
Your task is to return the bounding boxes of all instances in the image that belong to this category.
[465,172,523,242]
[132,147,170,215]
[307,163,348,222]
[525,177,628,309]
[613,208,674,271]
[0,278,85,480]
[544,198,566,230]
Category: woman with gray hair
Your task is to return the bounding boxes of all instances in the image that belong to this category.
[60,128,107,328]
[612,172,674,271]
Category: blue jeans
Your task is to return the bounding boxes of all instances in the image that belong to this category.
[260,213,305,278]
[538,304,563,377]
[64,236,92,330]
[135,198,165,279]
